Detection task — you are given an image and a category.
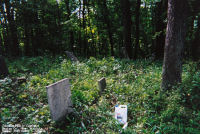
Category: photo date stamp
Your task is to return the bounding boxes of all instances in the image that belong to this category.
[1,124,46,133]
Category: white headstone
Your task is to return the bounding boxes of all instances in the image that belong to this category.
[46,78,73,121]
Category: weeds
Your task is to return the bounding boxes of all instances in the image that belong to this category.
[1,56,200,133]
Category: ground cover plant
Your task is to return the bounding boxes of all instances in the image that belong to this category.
[1,56,200,133]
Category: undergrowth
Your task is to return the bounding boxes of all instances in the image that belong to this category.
[1,56,200,133]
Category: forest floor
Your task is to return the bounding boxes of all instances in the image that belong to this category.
[1,55,200,133]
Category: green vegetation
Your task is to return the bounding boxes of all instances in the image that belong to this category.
[1,56,200,133]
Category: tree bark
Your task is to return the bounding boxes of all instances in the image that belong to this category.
[161,0,189,90]
[22,0,31,56]
[0,32,3,55]
[0,1,10,56]
[155,0,167,59]
[82,0,88,57]
[99,0,114,56]
[0,56,9,78]
[5,0,20,56]
[65,0,75,52]
[134,0,141,59]
[191,16,200,60]
[120,0,133,59]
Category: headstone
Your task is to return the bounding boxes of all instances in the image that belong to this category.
[98,77,106,93]
[46,78,73,121]
[121,47,130,60]
[65,51,79,62]
[0,56,9,78]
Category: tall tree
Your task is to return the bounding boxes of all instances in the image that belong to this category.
[65,0,75,52]
[161,0,189,90]
[82,0,88,56]
[134,0,141,59]
[154,0,168,59]
[21,0,31,56]
[0,56,9,78]
[120,0,133,59]
[97,0,114,56]
[0,1,10,56]
[0,31,3,55]
[5,0,20,56]
[191,16,200,60]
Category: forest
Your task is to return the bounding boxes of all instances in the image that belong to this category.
[0,0,200,133]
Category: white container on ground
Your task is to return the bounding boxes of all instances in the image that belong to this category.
[115,105,127,124]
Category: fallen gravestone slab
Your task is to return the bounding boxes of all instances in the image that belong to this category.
[0,56,9,78]
[46,78,73,121]
[65,51,79,62]
[98,77,106,93]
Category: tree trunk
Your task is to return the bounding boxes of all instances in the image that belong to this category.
[191,16,200,60]
[100,0,114,56]
[32,1,41,56]
[134,0,141,59]
[0,56,9,78]
[120,0,133,59]
[155,0,167,59]
[161,0,189,90]
[0,32,3,55]
[78,0,82,55]
[82,0,88,57]
[65,0,75,52]
[5,0,20,57]
[22,0,31,56]
[0,1,10,56]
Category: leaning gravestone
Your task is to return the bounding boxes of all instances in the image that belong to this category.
[98,77,106,93]
[0,56,9,78]
[46,78,73,121]
[65,51,79,62]
[121,47,130,60]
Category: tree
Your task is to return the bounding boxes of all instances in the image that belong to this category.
[0,0,10,56]
[134,0,141,59]
[154,0,167,59]
[161,0,189,90]
[0,56,9,78]
[64,0,75,52]
[97,0,114,56]
[120,0,133,59]
[5,0,20,56]
[191,16,200,60]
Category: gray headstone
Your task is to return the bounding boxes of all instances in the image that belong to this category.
[65,51,79,62]
[46,78,73,121]
[121,47,130,60]
[98,77,106,93]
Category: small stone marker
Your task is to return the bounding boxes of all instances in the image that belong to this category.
[46,78,73,121]
[98,77,106,93]
[65,51,79,62]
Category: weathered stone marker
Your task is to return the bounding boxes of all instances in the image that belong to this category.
[65,51,79,62]
[90,78,107,105]
[98,77,106,93]
[121,47,130,60]
[46,78,73,121]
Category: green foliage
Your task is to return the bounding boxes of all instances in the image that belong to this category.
[1,56,200,133]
